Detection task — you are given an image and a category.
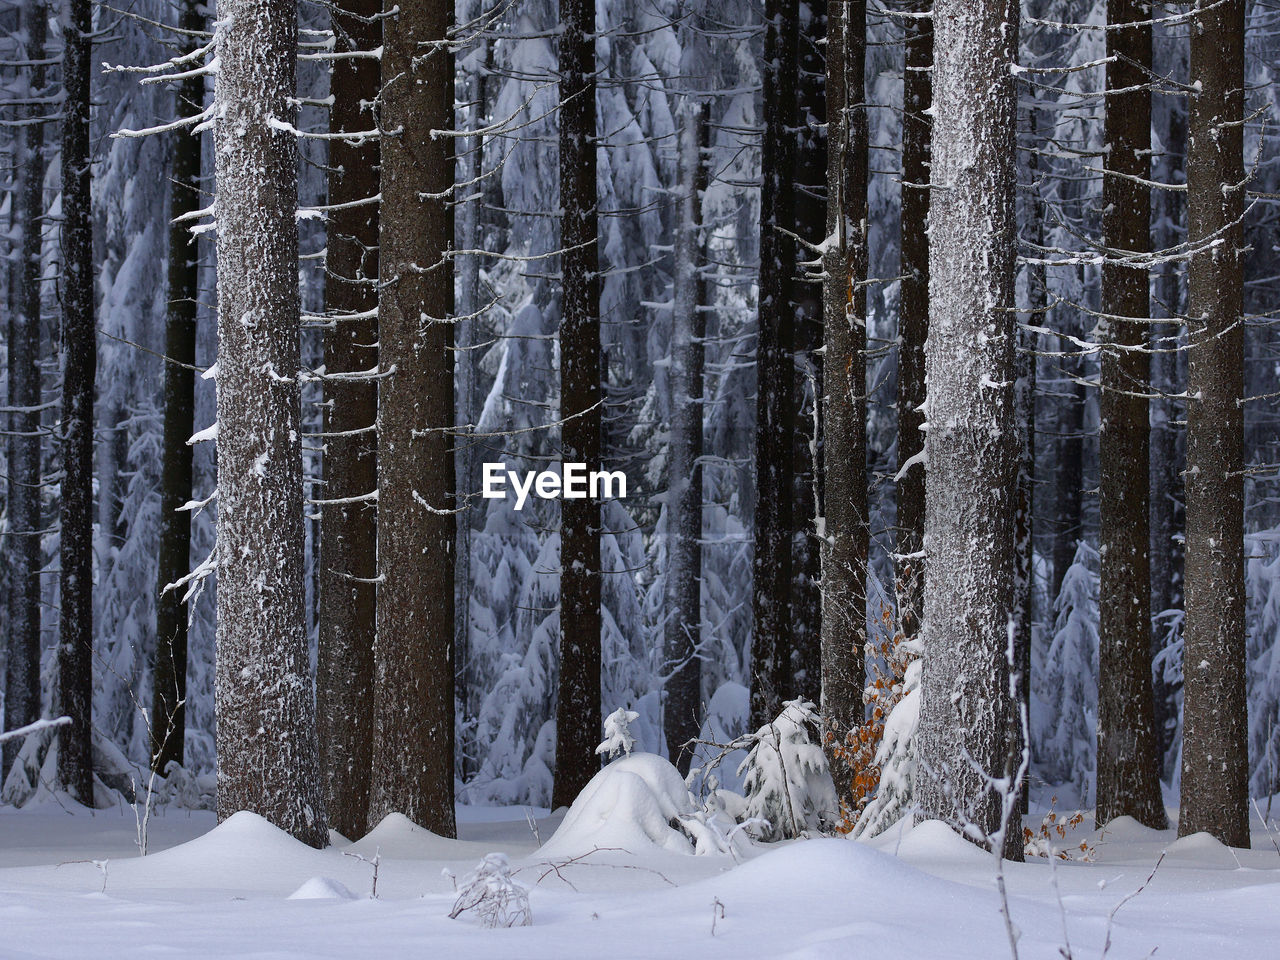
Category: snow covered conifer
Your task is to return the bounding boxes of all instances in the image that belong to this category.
[737,699,838,840]
[597,707,640,760]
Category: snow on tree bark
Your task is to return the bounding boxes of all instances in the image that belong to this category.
[916,0,1023,859]
[152,0,204,776]
[819,0,868,817]
[896,0,930,648]
[212,0,326,846]
[552,0,604,809]
[57,0,97,803]
[3,0,46,779]
[751,0,799,731]
[1180,0,1248,848]
[369,0,457,837]
[317,0,380,841]
[1095,0,1166,831]
[663,97,708,775]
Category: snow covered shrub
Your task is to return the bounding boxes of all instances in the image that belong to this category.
[737,699,839,840]
[596,707,640,760]
[449,853,532,928]
[829,602,920,830]
[1021,798,1094,861]
[851,657,921,839]
[1032,541,1098,808]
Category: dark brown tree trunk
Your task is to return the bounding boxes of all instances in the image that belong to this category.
[916,0,1023,860]
[1095,0,1167,831]
[4,0,46,778]
[1179,0,1248,848]
[57,0,95,804]
[663,99,708,774]
[819,0,868,816]
[552,0,603,809]
[752,0,799,731]
[792,0,826,704]
[896,0,929,645]
[369,0,457,836]
[317,0,380,841]
[212,0,327,847]
[151,0,203,776]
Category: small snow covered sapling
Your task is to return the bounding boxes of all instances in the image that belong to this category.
[596,707,640,760]
[737,699,840,840]
[449,853,533,928]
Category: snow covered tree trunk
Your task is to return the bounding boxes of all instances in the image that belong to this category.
[819,0,868,816]
[57,0,96,804]
[317,0,380,841]
[663,98,707,773]
[3,0,46,777]
[895,0,930,647]
[151,0,204,776]
[751,0,799,731]
[552,0,603,809]
[369,0,457,836]
[212,0,326,846]
[916,0,1023,859]
[1095,0,1166,831]
[1180,0,1248,848]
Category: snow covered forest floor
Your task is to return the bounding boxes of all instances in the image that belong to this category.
[1,795,1278,959]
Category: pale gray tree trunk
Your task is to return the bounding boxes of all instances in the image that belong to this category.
[1179,0,1248,848]
[213,0,326,846]
[369,0,457,837]
[1096,0,1166,831]
[916,0,1023,860]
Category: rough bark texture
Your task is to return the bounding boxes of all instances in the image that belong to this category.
[663,99,707,774]
[4,1,46,777]
[57,0,96,803]
[552,0,604,809]
[317,0,380,841]
[1096,0,1166,831]
[819,0,868,816]
[751,0,799,731]
[792,0,826,704]
[1180,0,1248,848]
[151,0,203,775]
[895,0,930,646]
[369,0,457,836]
[916,0,1023,860]
[213,0,327,847]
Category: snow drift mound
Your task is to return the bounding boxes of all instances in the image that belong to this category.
[537,753,697,857]
[349,812,495,860]
[287,876,357,900]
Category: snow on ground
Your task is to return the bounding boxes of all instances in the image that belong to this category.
[0,796,1278,958]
